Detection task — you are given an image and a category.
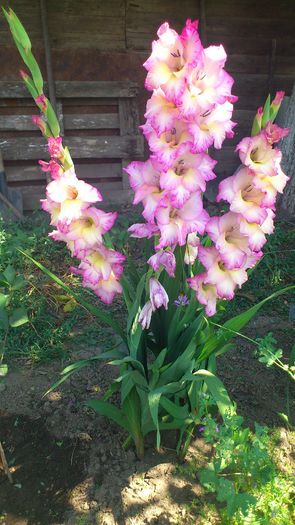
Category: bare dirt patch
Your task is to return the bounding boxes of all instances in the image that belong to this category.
[0,315,294,525]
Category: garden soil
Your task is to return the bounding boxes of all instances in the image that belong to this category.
[0,315,294,525]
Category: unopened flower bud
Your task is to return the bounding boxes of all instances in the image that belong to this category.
[138,301,153,329]
[35,94,48,113]
[149,278,169,310]
[32,115,47,135]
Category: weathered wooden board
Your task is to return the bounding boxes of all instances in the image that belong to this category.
[0,136,144,160]
[64,114,120,130]
[0,115,36,131]
[47,0,125,49]
[205,0,295,19]
[227,54,295,75]
[0,81,139,98]
[5,162,123,183]
[0,111,125,131]
[207,17,295,40]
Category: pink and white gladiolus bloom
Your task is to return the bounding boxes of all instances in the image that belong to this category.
[141,120,194,170]
[144,89,179,136]
[198,246,257,300]
[144,20,202,101]
[59,208,117,256]
[206,212,253,270]
[45,169,102,224]
[217,168,270,224]
[85,273,123,305]
[236,133,281,176]
[188,101,236,152]
[155,192,209,248]
[159,150,216,208]
[239,209,275,252]
[188,273,219,317]
[71,244,125,285]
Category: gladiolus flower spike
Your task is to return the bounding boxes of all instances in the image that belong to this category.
[127,20,289,319]
[6,8,126,305]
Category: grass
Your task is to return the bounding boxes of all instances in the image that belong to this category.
[0,212,121,361]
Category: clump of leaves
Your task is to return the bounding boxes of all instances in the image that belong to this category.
[0,264,29,376]
[232,475,295,524]
[255,332,295,381]
[197,414,295,523]
[0,264,29,331]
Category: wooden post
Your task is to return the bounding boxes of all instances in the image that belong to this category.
[279,84,295,215]
[0,151,23,218]
[119,98,141,189]
[199,0,207,46]
[0,150,8,198]
[268,39,277,96]
[40,0,57,113]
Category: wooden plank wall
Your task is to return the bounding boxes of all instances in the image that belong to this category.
[0,0,294,207]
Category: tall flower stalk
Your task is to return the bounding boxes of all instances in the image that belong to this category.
[3,8,125,305]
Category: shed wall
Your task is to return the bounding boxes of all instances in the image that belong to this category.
[0,0,294,208]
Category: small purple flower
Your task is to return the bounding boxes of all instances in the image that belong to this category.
[174,294,190,307]
[215,425,219,433]
[198,425,206,433]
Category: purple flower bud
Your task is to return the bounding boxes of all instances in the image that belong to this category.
[149,278,169,311]
[138,301,153,330]
[148,250,176,277]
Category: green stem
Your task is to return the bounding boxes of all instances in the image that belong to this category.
[122,435,132,450]
[134,432,145,459]
[178,423,195,461]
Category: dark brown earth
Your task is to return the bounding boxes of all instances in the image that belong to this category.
[0,315,294,525]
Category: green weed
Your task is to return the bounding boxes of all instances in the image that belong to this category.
[176,414,295,525]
